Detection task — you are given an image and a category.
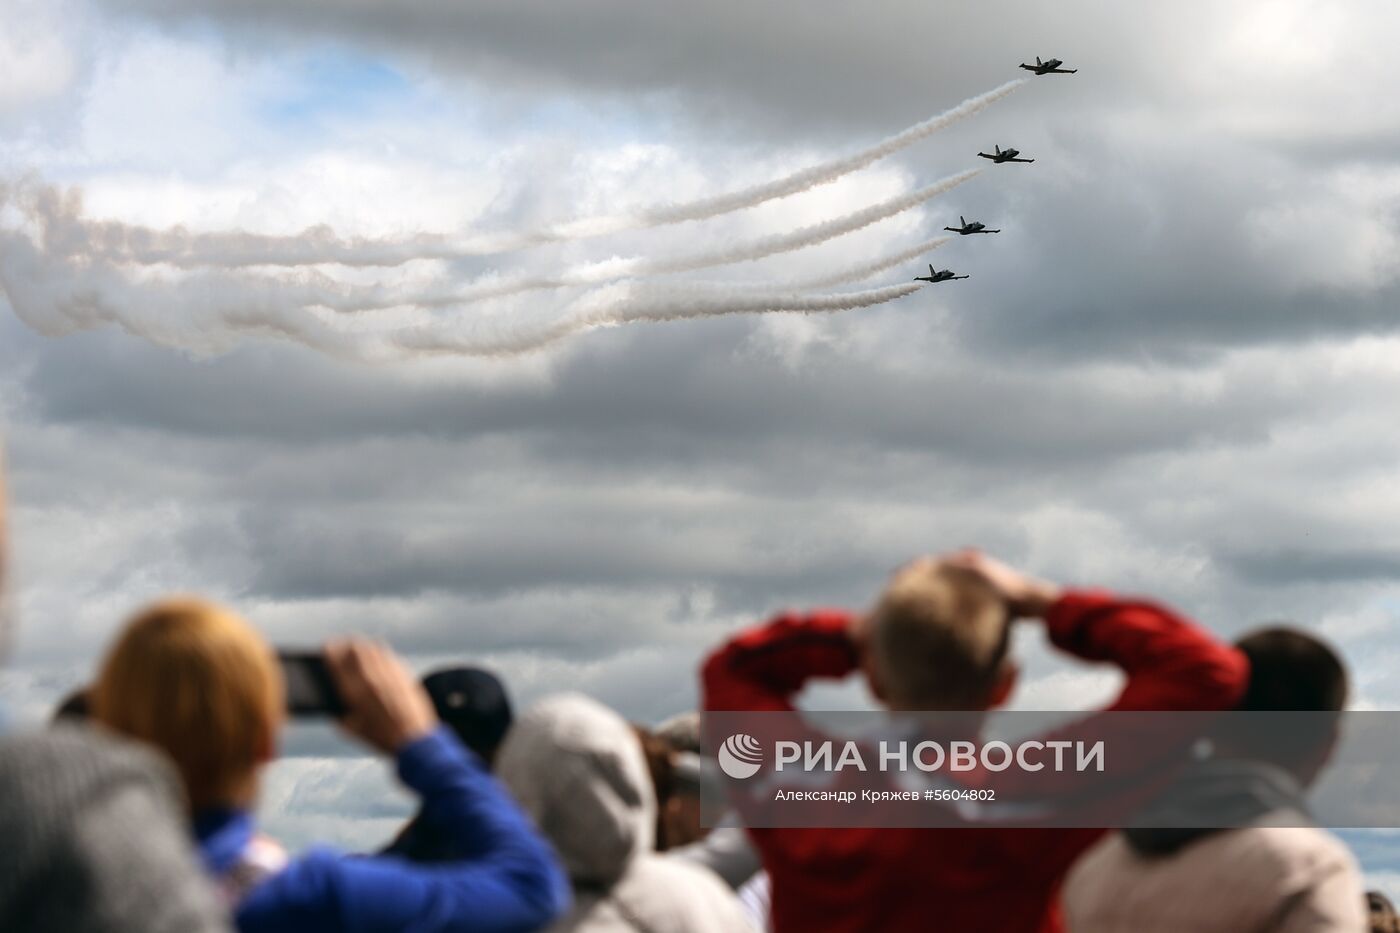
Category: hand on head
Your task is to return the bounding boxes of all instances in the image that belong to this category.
[939,549,1062,619]
[325,639,439,755]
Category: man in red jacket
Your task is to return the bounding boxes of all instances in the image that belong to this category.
[702,550,1248,933]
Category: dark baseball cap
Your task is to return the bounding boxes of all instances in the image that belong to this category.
[421,666,513,762]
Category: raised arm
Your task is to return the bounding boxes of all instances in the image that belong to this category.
[1045,590,1248,712]
[702,609,861,713]
[944,549,1247,712]
[943,550,1249,839]
[236,642,568,933]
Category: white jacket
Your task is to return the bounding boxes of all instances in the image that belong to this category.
[497,693,755,933]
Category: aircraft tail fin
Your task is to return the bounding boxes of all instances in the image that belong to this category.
[929,264,936,276]
[960,215,966,225]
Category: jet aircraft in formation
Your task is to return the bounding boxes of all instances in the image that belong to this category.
[944,216,999,235]
[912,57,1074,284]
[914,265,969,284]
[977,144,1034,164]
[1020,56,1077,75]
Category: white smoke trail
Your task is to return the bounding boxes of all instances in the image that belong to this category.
[659,235,952,296]
[395,282,926,358]
[0,227,368,357]
[2,177,962,326]
[320,170,977,312]
[539,79,1025,238]
[11,81,1022,269]
[0,226,924,360]
[776,234,952,290]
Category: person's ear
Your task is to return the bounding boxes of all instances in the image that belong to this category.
[986,662,1019,710]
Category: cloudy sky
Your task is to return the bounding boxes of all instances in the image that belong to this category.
[3,0,1400,875]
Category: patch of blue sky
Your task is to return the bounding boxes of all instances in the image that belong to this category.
[1338,829,1400,874]
[257,49,418,129]
[253,44,672,155]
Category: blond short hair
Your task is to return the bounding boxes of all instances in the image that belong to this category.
[93,597,283,810]
[868,563,1010,709]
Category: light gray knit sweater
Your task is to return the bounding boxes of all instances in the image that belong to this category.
[0,727,231,933]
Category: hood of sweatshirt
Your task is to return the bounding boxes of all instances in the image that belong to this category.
[0,727,192,911]
[1123,758,1308,856]
[496,693,655,887]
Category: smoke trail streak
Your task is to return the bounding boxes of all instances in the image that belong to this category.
[9,81,1022,269]
[539,79,1025,238]
[654,235,953,297]
[0,227,923,360]
[0,228,367,357]
[10,182,467,269]
[395,283,925,357]
[772,235,952,290]
[320,171,976,312]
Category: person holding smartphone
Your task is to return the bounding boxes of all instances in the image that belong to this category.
[90,597,570,933]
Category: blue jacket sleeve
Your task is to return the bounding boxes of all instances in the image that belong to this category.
[236,727,570,933]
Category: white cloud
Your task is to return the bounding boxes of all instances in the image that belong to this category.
[0,1,81,116]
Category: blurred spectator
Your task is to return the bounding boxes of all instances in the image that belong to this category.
[655,712,701,754]
[382,665,514,862]
[0,455,229,932]
[498,693,755,932]
[659,711,766,896]
[423,666,514,762]
[1369,891,1400,933]
[93,597,569,932]
[672,821,764,894]
[661,749,707,851]
[703,550,1249,933]
[1063,627,1364,932]
[649,716,710,852]
[634,724,681,850]
[634,723,711,852]
[51,686,92,723]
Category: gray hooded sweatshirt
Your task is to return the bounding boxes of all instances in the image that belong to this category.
[497,694,755,933]
[0,727,230,933]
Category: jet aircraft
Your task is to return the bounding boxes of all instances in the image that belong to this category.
[977,145,1035,164]
[914,264,969,283]
[1019,56,1077,75]
[944,216,1000,235]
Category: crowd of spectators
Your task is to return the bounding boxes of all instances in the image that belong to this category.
[0,459,1386,932]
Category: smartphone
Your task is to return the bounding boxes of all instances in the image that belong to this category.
[278,651,346,717]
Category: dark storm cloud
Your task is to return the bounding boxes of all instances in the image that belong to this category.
[85,0,1113,131]
[8,290,1350,633]
[1223,548,1400,586]
[20,305,1296,462]
[82,0,1310,139]
[9,291,1391,641]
